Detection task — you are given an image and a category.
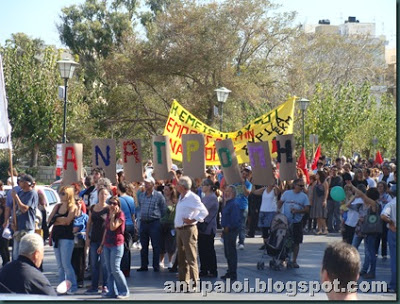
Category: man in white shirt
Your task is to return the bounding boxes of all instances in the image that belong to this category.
[175,176,208,290]
[381,197,396,293]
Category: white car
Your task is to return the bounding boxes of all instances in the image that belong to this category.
[3,185,61,218]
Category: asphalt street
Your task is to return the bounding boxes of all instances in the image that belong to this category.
[0,232,396,301]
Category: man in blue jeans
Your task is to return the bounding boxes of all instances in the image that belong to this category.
[234,167,252,250]
[221,185,241,280]
[137,177,166,272]
[381,197,396,293]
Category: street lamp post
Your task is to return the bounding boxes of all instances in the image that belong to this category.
[57,59,79,143]
[298,98,310,148]
[214,87,231,131]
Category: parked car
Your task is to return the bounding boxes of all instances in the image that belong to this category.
[4,185,60,219]
[49,179,62,192]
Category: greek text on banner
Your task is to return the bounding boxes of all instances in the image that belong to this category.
[163,97,295,165]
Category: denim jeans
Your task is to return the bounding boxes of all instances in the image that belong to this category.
[103,245,129,297]
[89,242,108,289]
[238,208,248,245]
[387,230,396,290]
[351,234,364,249]
[361,234,377,275]
[140,219,161,269]
[224,228,239,276]
[54,239,78,292]
[12,230,34,261]
[327,200,340,232]
[121,224,134,273]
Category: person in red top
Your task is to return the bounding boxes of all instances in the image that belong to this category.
[98,196,129,299]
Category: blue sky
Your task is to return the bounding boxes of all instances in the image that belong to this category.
[0,0,396,47]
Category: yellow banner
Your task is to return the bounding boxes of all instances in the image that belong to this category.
[163,97,295,165]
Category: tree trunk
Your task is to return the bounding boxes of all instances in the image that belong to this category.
[30,144,39,168]
[336,143,343,158]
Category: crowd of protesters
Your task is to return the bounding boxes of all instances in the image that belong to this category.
[0,153,396,296]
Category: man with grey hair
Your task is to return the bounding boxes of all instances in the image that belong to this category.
[137,176,166,272]
[0,233,56,295]
[175,176,209,290]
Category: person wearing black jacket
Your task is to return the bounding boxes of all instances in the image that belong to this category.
[0,233,56,295]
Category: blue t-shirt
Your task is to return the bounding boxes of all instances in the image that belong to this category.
[233,180,252,210]
[16,189,39,231]
[281,190,310,224]
[119,195,136,226]
[73,213,89,240]
[6,185,21,208]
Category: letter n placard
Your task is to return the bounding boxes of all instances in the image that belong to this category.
[92,139,117,183]
[247,142,274,186]
[182,134,205,179]
[215,139,242,185]
[276,134,296,181]
[119,139,143,182]
[152,135,172,180]
[62,143,83,185]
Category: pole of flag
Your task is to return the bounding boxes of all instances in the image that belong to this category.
[0,54,17,229]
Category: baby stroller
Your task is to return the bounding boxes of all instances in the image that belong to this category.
[257,213,294,271]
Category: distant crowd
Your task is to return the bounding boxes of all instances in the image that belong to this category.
[0,154,396,298]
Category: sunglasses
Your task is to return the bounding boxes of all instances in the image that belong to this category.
[110,202,118,206]
[297,184,305,188]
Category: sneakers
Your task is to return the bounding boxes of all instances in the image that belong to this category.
[133,241,142,250]
[85,289,99,295]
[238,244,244,250]
[117,293,130,299]
[159,262,165,269]
[101,286,109,296]
[168,262,173,269]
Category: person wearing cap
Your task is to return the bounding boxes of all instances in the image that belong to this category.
[175,176,209,289]
[10,174,39,261]
[233,166,252,250]
[137,176,166,272]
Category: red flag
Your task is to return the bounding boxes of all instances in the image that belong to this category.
[375,151,383,165]
[271,138,277,153]
[297,147,310,184]
[311,145,321,170]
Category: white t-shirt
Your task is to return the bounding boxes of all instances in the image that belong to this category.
[345,197,364,227]
[7,176,18,186]
[366,177,377,188]
[381,197,396,228]
[260,188,277,212]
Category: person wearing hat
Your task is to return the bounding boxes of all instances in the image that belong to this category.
[137,176,167,272]
[10,174,39,261]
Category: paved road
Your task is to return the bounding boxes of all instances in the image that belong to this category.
[4,232,396,301]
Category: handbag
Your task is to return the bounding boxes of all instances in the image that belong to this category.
[361,207,383,234]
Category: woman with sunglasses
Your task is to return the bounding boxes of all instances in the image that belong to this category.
[48,186,78,294]
[97,196,129,299]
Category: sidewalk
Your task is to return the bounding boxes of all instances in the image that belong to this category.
[26,233,397,300]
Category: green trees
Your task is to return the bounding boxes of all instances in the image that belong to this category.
[1,34,88,167]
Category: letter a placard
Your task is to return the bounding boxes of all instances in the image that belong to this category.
[248,142,274,186]
[152,135,172,180]
[92,139,117,183]
[120,139,143,182]
[276,134,296,181]
[215,139,242,185]
[62,143,83,185]
[182,134,205,179]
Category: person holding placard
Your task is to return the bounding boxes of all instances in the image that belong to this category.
[233,167,252,250]
[175,176,209,289]
[220,185,241,281]
[198,179,219,278]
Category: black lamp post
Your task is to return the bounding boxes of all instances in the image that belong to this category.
[214,87,231,131]
[298,98,310,148]
[57,59,78,143]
